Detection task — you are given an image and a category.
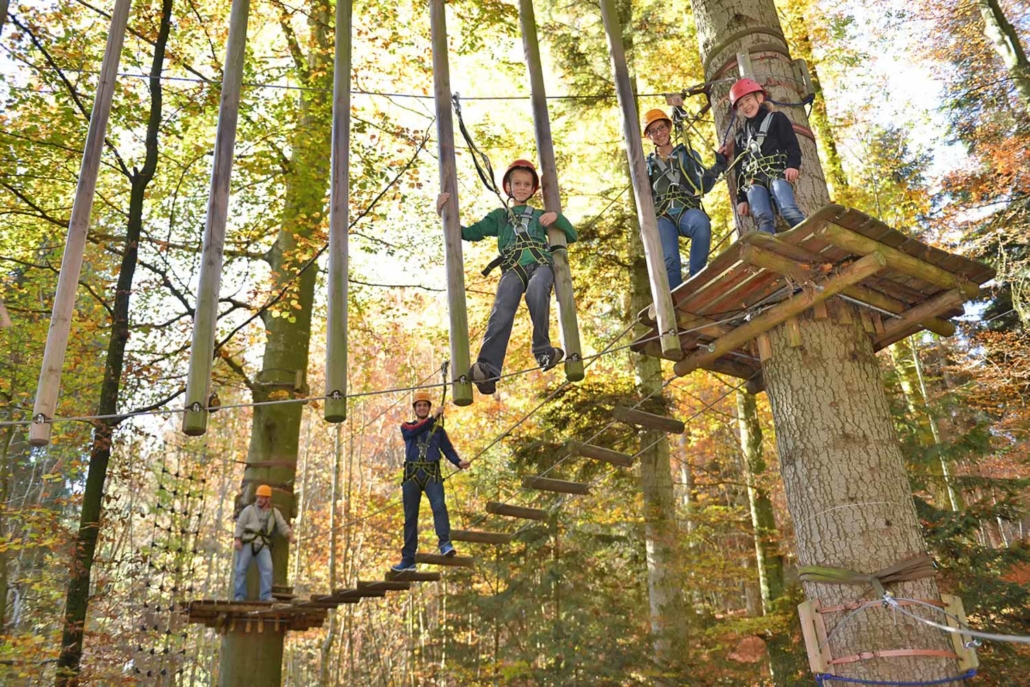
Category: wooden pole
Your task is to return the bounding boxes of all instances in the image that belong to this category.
[517,0,584,382]
[324,0,353,423]
[429,0,473,406]
[28,0,133,447]
[0,299,11,328]
[181,0,251,436]
[0,0,9,38]
[597,0,680,358]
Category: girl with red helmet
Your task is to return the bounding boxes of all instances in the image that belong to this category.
[728,78,806,234]
[437,159,577,395]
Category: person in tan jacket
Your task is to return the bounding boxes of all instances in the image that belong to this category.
[233,485,292,601]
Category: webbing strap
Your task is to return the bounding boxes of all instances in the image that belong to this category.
[798,553,937,598]
[829,649,959,666]
[451,94,516,226]
[403,460,443,487]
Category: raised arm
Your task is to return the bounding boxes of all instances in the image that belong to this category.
[400,416,435,441]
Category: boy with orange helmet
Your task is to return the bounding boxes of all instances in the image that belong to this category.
[233,484,293,600]
[438,159,577,395]
[727,78,806,235]
[642,105,727,289]
[393,390,470,572]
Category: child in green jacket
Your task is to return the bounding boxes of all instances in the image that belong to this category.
[437,159,577,395]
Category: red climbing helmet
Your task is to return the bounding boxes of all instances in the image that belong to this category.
[502,159,540,196]
[729,78,767,108]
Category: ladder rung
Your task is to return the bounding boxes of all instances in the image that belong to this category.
[522,476,590,495]
[415,553,475,568]
[486,501,548,521]
[450,529,513,545]
[566,441,634,467]
[358,580,411,592]
[613,406,685,434]
[385,570,442,582]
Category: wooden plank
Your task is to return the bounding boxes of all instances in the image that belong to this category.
[385,570,443,582]
[613,406,685,434]
[858,306,874,333]
[871,312,885,336]
[449,529,513,545]
[697,358,764,394]
[675,252,888,376]
[740,243,825,284]
[415,553,475,568]
[941,594,979,672]
[566,441,634,468]
[332,588,385,599]
[599,0,678,355]
[875,289,965,347]
[756,333,773,362]
[430,0,473,405]
[785,318,803,347]
[29,0,134,446]
[486,501,548,520]
[812,301,829,320]
[522,476,591,495]
[819,224,979,298]
[358,580,411,592]
[841,284,955,337]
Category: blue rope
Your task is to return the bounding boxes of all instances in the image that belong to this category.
[815,668,977,686]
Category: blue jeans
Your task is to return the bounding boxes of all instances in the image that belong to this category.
[401,474,451,565]
[234,544,273,601]
[657,208,711,291]
[477,264,554,377]
[746,179,805,235]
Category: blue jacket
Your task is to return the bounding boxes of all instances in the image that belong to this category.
[400,416,461,466]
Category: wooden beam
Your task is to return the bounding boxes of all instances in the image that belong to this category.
[450,529,513,545]
[566,441,634,468]
[675,252,888,376]
[598,0,679,357]
[486,501,548,520]
[818,224,979,298]
[612,406,685,434]
[29,0,134,446]
[430,0,473,406]
[332,588,385,599]
[518,0,583,381]
[323,0,353,423]
[415,553,475,568]
[739,243,826,283]
[181,0,251,437]
[357,580,411,592]
[385,570,442,582]
[522,476,590,495]
[698,358,764,394]
[842,285,955,337]
[876,289,965,347]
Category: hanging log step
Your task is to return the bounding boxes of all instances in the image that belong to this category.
[301,594,358,608]
[357,580,412,592]
[522,476,590,495]
[385,570,442,582]
[415,553,475,568]
[612,406,685,434]
[486,501,548,521]
[332,588,385,600]
[450,529,513,545]
[566,441,634,468]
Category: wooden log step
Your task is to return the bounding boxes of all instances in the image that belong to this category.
[332,588,385,599]
[385,570,442,582]
[612,406,685,434]
[358,580,412,592]
[415,553,475,568]
[566,440,634,467]
[450,529,513,545]
[486,501,548,521]
[522,476,590,495]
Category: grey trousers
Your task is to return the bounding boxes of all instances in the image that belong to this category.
[477,263,554,376]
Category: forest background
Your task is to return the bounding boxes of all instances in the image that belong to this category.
[0,0,1028,683]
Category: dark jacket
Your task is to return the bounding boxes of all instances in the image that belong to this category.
[646,144,726,217]
[733,107,802,203]
[400,416,461,466]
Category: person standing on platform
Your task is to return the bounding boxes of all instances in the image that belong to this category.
[233,484,293,601]
[392,390,470,572]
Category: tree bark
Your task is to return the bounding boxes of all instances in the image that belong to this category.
[688,0,962,682]
[976,0,1030,109]
[54,0,173,680]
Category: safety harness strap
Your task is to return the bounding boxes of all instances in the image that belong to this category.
[403,460,444,488]
[481,206,552,287]
[240,508,278,554]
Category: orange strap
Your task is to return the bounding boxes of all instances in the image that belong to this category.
[830,649,958,666]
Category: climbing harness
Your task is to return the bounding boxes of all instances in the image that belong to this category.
[737,109,788,192]
[480,205,553,288]
[647,148,705,218]
[403,459,444,488]
[239,507,278,554]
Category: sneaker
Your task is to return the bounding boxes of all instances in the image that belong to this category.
[439,542,456,557]
[469,363,497,395]
[536,347,564,371]
[391,562,416,572]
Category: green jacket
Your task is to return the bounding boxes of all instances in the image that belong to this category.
[461,205,577,266]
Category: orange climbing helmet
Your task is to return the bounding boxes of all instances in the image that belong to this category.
[502,159,540,197]
[729,78,766,108]
[255,485,272,497]
[642,108,672,135]
[412,390,433,408]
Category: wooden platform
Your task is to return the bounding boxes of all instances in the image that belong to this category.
[180,600,329,633]
[632,205,995,386]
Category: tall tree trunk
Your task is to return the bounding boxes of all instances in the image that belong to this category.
[976,0,1030,109]
[54,0,173,680]
[688,0,961,682]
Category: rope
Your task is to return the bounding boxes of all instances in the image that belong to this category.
[450,93,515,224]
[815,670,976,686]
